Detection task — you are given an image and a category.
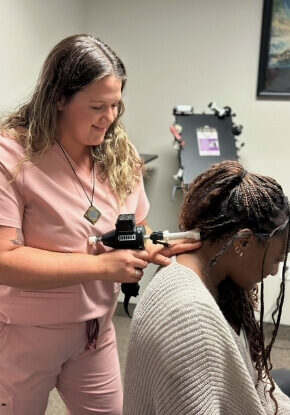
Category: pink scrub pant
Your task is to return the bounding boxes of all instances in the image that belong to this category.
[0,320,122,415]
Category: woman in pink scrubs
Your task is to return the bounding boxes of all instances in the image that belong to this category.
[0,34,200,414]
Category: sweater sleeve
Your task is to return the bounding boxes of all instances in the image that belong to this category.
[123,263,278,415]
[258,381,290,415]
[275,386,290,414]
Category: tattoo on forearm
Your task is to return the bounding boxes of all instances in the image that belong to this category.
[11,229,24,246]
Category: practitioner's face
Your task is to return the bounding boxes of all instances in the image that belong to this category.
[57,75,122,148]
[229,229,288,290]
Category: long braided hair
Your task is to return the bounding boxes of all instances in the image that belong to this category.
[179,160,290,413]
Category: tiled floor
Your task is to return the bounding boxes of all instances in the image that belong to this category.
[45,307,290,414]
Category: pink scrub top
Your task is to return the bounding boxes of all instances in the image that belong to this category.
[0,134,150,330]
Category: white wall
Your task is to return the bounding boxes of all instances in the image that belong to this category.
[0,0,289,324]
[0,0,88,111]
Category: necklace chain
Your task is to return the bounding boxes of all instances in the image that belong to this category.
[191,253,218,299]
[57,140,95,205]
[57,140,101,225]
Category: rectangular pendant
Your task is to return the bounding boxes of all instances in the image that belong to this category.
[84,205,102,225]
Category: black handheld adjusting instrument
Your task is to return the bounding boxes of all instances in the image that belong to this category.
[89,214,200,316]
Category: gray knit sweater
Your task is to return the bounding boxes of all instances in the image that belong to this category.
[123,257,290,414]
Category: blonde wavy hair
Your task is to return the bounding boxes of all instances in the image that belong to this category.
[0,34,144,205]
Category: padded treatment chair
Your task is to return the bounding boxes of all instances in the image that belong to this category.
[272,368,290,397]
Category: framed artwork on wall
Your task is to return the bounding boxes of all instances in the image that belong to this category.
[257,0,290,98]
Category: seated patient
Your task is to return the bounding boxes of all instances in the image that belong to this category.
[123,160,290,415]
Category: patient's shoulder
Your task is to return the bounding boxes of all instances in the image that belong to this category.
[133,261,222,332]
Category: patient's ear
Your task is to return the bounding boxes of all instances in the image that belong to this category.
[57,96,66,111]
[233,229,254,253]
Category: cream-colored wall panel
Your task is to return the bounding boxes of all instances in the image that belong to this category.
[0,0,87,111]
